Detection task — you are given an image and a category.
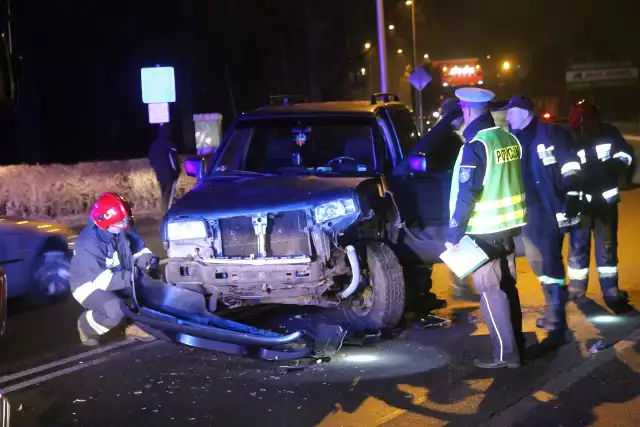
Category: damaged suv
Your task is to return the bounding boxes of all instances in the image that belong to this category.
[160,95,454,332]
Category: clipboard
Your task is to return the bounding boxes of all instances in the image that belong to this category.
[439,235,489,279]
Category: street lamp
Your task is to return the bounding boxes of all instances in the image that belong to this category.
[388,24,395,30]
[397,48,403,54]
[405,0,413,5]
[364,42,371,51]
[423,53,429,59]
[502,60,511,71]
[360,68,366,76]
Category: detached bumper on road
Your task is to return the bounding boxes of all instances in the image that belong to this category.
[121,272,318,361]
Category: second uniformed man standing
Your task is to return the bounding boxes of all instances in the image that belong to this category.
[447,87,527,369]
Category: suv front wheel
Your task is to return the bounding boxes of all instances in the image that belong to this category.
[341,242,405,331]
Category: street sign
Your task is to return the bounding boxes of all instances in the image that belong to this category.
[408,66,432,91]
[148,102,170,124]
[566,67,638,83]
[141,66,176,104]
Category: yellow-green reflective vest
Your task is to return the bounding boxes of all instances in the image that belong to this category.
[450,127,527,234]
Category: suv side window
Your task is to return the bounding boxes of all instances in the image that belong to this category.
[386,107,420,158]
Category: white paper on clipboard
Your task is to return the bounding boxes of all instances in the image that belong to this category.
[439,235,489,279]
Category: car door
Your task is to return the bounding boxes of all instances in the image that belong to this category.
[378,106,453,265]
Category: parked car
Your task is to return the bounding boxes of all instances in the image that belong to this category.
[0,217,74,304]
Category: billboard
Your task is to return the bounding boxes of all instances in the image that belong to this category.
[566,61,639,90]
[432,58,484,88]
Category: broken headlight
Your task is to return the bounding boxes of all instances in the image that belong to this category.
[167,220,208,240]
[314,199,357,223]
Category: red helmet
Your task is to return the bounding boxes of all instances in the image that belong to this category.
[90,192,133,230]
[569,100,600,130]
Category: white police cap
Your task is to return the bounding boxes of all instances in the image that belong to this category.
[454,87,495,107]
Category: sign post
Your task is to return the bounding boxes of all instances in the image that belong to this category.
[408,66,432,134]
[140,66,176,124]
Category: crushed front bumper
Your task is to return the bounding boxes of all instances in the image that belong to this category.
[122,271,346,361]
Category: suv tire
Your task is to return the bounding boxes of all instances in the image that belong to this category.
[342,242,405,331]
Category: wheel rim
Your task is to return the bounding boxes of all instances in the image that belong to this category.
[33,251,71,297]
[348,277,375,317]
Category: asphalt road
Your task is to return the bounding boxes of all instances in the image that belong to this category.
[2,191,640,426]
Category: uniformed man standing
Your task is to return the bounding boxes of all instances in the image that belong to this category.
[502,95,582,346]
[567,101,634,313]
[447,87,527,369]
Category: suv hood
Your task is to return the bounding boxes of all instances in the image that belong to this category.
[168,175,371,218]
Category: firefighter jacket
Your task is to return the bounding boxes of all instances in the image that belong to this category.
[69,221,152,305]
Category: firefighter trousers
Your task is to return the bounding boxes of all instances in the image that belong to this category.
[521,226,568,331]
[568,203,619,295]
[78,289,126,339]
[472,236,525,364]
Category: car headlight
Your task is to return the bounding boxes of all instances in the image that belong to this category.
[314,199,357,223]
[166,220,208,240]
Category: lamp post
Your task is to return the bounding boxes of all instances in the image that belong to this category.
[376,0,388,92]
[410,0,423,133]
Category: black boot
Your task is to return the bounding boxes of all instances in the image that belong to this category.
[541,285,569,347]
[603,288,632,314]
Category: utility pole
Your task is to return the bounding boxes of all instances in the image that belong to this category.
[411,0,423,133]
[376,0,388,93]
[7,0,12,53]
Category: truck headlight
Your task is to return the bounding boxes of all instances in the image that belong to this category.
[314,199,357,223]
[167,220,208,240]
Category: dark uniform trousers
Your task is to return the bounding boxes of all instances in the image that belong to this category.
[160,181,177,212]
[568,203,619,295]
[521,225,568,331]
[472,236,525,364]
[78,289,127,338]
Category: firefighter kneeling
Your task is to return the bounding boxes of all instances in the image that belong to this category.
[70,192,159,346]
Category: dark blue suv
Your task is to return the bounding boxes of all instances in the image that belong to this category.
[160,95,454,331]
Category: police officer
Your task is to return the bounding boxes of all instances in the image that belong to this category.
[502,95,582,345]
[567,101,634,312]
[447,87,527,368]
[70,192,158,346]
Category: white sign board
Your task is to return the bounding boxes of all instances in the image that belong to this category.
[141,66,176,104]
[566,67,639,83]
[148,102,170,124]
[409,67,432,91]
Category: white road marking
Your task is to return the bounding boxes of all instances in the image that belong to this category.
[0,340,136,386]
[1,341,161,395]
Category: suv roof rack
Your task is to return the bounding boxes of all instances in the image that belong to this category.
[371,93,400,105]
[269,94,309,106]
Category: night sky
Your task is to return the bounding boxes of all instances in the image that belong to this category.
[0,0,638,165]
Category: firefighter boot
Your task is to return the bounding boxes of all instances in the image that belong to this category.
[125,324,155,342]
[536,284,569,332]
[77,319,100,347]
[603,288,631,314]
[541,285,569,346]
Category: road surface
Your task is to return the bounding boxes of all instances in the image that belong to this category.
[1,190,640,426]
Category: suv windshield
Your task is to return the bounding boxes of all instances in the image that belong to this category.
[209,116,385,176]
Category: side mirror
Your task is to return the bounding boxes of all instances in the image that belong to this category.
[0,268,6,336]
[185,157,205,180]
[408,154,427,173]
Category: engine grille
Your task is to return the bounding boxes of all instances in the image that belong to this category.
[217,211,311,258]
